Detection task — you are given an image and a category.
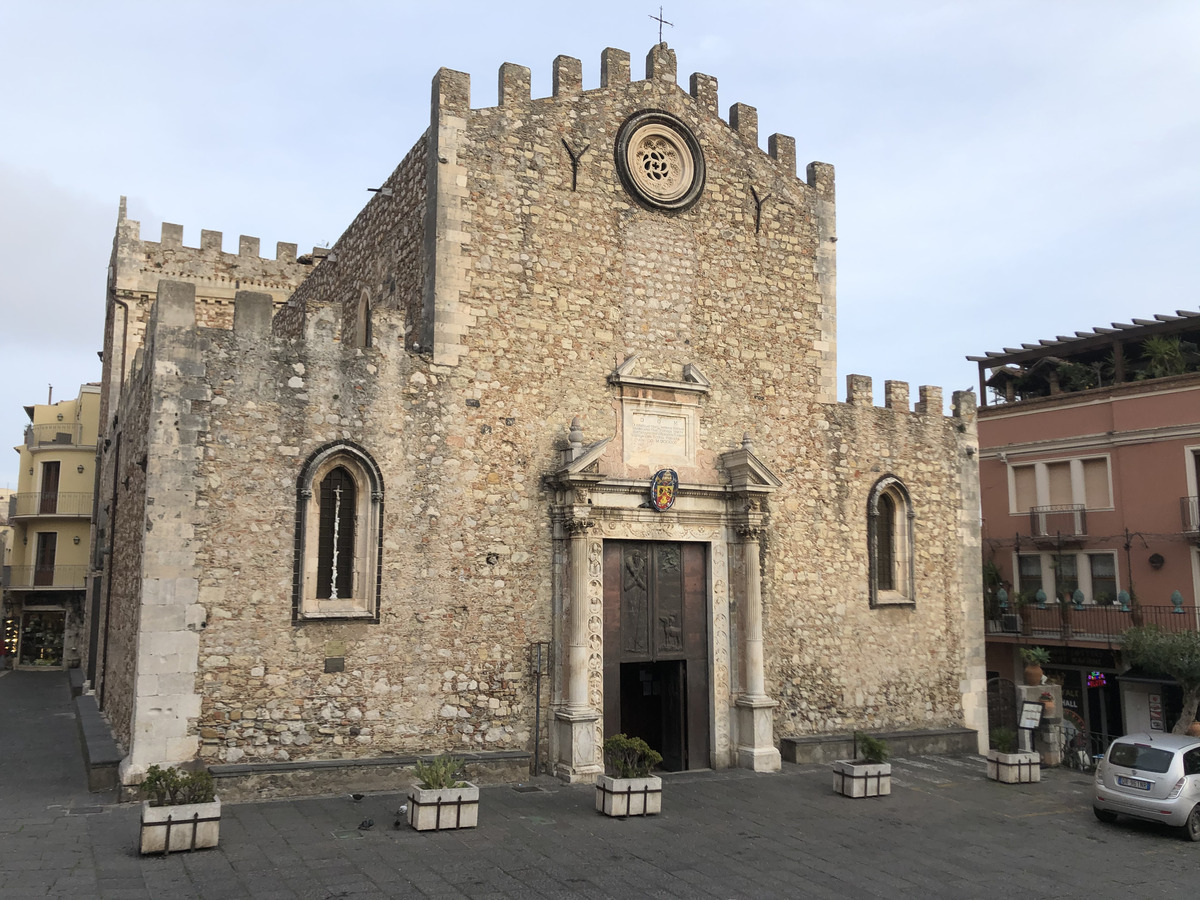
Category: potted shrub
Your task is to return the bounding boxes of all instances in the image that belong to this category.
[139,764,220,855]
[986,727,1040,784]
[832,732,891,798]
[406,755,479,831]
[1020,646,1050,685]
[596,733,663,817]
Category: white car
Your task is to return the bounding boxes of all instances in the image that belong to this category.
[1093,732,1200,841]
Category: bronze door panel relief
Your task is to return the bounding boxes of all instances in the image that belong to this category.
[603,541,710,770]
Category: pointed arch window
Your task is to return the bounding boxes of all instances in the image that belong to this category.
[868,475,914,606]
[294,443,383,621]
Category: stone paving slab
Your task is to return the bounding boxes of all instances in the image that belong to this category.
[2,670,1198,898]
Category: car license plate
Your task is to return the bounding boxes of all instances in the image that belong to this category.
[1117,775,1151,790]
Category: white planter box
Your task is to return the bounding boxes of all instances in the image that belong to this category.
[986,749,1041,784]
[139,798,221,854]
[832,760,892,798]
[406,782,479,831]
[595,775,662,816]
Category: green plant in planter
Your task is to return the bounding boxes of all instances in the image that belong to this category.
[413,755,466,789]
[1020,646,1050,666]
[853,732,890,765]
[602,733,663,778]
[989,727,1018,753]
[141,765,215,807]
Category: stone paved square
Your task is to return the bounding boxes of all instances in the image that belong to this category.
[2,671,1197,898]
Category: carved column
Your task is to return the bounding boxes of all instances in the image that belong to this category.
[566,516,592,713]
[735,517,781,772]
[554,513,602,782]
[740,524,768,701]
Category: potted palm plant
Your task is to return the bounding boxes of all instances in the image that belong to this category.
[406,755,479,831]
[832,732,891,798]
[986,727,1040,784]
[139,764,220,854]
[596,733,663,817]
[1020,646,1050,685]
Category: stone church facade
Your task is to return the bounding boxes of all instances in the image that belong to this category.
[86,44,987,789]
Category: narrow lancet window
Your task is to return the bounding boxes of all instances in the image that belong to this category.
[294,443,382,621]
[317,467,356,600]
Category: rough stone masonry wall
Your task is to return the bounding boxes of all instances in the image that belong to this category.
[189,291,542,764]
[766,379,985,739]
[114,284,216,779]
[98,329,156,752]
[88,203,318,698]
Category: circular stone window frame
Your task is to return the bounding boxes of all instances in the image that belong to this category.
[615,110,706,213]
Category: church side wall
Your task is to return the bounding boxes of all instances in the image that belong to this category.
[98,341,154,751]
[86,203,316,689]
[187,293,547,764]
[765,383,985,738]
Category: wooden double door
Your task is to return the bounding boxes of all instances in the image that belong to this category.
[602,541,710,771]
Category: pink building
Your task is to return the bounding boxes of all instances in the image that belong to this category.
[971,311,1200,750]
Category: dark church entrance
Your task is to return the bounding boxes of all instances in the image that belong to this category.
[603,541,710,771]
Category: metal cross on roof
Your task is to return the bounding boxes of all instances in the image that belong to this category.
[649,6,674,43]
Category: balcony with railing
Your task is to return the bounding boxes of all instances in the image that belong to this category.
[1028,504,1087,547]
[1182,496,1200,541]
[2,564,88,590]
[23,422,92,448]
[985,603,1198,644]
[11,492,93,518]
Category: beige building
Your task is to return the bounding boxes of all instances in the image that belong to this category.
[0,487,13,662]
[86,43,987,792]
[2,384,100,668]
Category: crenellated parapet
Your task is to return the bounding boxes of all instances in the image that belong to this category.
[441,43,819,183]
[112,198,319,303]
[842,373,974,423]
[99,198,321,450]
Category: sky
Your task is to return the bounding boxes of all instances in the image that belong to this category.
[0,1,1197,488]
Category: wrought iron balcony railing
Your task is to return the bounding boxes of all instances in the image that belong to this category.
[1029,504,1087,539]
[11,492,93,518]
[2,564,88,590]
[1182,496,1200,534]
[985,603,1197,641]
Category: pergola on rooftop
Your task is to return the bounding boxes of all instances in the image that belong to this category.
[968,310,1200,408]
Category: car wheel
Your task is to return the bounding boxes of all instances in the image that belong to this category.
[1183,805,1200,842]
[1093,806,1118,824]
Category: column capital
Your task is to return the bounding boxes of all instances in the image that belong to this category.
[735,521,766,541]
[565,515,596,536]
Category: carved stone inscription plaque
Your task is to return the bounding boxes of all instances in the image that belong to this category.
[631,413,687,455]
[622,400,697,468]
